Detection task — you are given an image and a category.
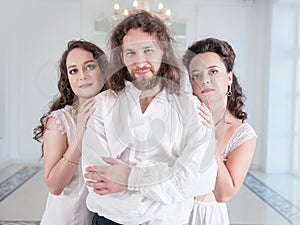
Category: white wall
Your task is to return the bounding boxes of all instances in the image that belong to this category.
[266,2,299,172]
[194,0,267,171]
[0,0,298,173]
[80,0,268,171]
[0,0,84,167]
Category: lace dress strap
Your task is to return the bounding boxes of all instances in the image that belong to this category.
[222,123,256,161]
[48,105,77,144]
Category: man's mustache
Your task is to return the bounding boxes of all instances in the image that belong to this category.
[132,66,154,74]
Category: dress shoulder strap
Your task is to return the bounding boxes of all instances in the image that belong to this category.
[222,123,256,160]
[48,105,76,144]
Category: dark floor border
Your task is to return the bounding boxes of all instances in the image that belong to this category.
[0,222,266,225]
[0,221,40,225]
[0,166,41,202]
[244,172,300,225]
[0,167,298,225]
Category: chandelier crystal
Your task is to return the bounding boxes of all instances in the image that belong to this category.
[113,0,171,23]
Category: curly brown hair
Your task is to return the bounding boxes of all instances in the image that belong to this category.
[182,38,247,121]
[33,40,108,144]
[108,10,181,93]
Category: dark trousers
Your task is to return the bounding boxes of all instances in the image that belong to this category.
[91,213,147,225]
[91,214,123,225]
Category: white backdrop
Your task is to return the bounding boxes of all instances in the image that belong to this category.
[0,0,298,173]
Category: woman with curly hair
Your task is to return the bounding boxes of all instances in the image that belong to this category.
[33,40,107,225]
[183,38,257,225]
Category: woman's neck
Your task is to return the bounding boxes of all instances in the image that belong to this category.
[73,98,87,112]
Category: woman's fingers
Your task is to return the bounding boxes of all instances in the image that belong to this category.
[76,98,96,135]
[199,103,213,128]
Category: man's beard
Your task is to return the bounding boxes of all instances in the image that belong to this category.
[131,66,161,91]
[133,76,160,91]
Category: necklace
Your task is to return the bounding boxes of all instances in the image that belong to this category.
[72,101,80,114]
[215,116,225,127]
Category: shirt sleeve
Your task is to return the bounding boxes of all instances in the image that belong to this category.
[127,95,217,204]
[81,92,112,175]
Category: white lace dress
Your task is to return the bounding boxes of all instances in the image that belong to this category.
[187,122,256,225]
[40,105,93,225]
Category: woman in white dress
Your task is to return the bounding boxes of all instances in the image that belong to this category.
[33,40,108,225]
[182,38,257,225]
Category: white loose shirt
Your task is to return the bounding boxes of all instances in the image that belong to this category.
[82,81,217,225]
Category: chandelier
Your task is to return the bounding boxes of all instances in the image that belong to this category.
[113,0,171,23]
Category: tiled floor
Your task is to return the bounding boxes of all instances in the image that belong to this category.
[0,164,299,225]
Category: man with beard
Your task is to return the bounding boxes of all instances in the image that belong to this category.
[81,10,217,225]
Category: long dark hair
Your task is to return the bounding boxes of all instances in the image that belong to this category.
[33,40,108,143]
[108,10,181,93]
[182,38,247,121]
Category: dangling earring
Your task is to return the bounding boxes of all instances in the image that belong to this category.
[227,85,232,96]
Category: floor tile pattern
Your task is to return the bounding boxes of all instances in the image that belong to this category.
[0,222,40,225]
[0,166,40,202]
[244,173,300,225]
[0,167,298,225]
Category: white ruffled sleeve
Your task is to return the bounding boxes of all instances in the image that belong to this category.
[48,106,76,143]
[48,110,66,134]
